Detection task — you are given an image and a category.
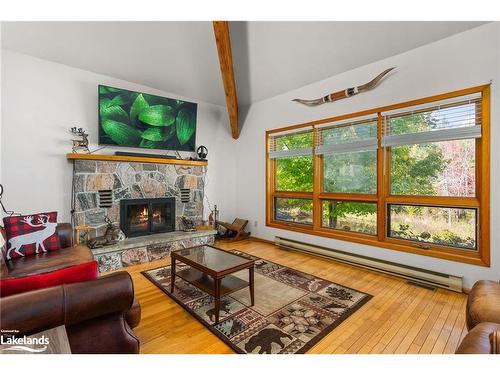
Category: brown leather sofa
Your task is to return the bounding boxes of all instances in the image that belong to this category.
[0,222,142,353]
[1,223,93,283]
[456,280,500,354]
[1,223,140,324]
[1,272,140,353]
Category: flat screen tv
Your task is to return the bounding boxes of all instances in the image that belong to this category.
[98,84,197,151]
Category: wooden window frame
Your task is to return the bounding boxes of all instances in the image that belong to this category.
[266,85,490,267]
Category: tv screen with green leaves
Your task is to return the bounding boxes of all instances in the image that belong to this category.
[98,85,197,151]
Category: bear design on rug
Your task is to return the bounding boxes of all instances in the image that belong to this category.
[244,328,293,354]
[206,300,232,322]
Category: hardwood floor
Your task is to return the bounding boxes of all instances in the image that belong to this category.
[123,239,467,354]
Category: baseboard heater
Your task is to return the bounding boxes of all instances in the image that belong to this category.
[275,236,463,292]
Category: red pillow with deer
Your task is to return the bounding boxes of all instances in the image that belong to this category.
[3,212,60,260]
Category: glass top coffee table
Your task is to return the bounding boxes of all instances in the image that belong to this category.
[170,245,255,324]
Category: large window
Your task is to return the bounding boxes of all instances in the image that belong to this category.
[266,85,490,266]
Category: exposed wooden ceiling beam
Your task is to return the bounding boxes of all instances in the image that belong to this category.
[213,21,239,139]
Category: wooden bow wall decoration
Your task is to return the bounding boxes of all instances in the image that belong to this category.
[292,67,396,106]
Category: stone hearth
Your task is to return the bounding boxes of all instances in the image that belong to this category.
[71,159,206,238]
[92,230,217,273]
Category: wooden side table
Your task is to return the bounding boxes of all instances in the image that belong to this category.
[171,245,255,324]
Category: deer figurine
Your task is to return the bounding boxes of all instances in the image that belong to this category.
[87,218,120,249]
[70,127,90,153]
[6,215,58,260]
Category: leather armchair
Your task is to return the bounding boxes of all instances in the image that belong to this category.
[456,322,500,354]
[466,280,500,330]
[456,280,500,354]
[0,271,140,354]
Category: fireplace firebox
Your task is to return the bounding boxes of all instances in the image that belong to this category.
[120,198,175,237]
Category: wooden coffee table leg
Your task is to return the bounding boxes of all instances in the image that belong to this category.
[214,278,221,324]
[170,258,176,293]
[249,266,255,306]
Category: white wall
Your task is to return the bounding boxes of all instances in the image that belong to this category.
[0,50,237,224]
[235,22,500,288]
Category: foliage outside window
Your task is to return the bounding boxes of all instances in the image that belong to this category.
[322,201,377,235]
[276,156,313,192]
[275,198,313,225]
[323,151,377,194]
[273,131,314,192]
[267,86,490,266]
[388,205,477,250]
[390,139,475,197]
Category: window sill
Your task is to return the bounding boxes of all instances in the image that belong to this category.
[266,220,489,267]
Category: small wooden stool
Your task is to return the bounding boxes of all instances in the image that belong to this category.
[216,218,251,242]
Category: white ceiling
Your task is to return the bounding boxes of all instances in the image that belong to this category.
[230,21,487,105]
[1,21,487,106]
[1,21,227,105]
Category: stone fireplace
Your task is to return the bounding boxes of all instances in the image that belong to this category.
[72,159,205,237]
[69,156,216,273]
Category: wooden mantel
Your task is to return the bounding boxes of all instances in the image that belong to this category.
[67,153,208,166]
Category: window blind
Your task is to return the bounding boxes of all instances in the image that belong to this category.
[382,93,482,147]
[316,116,378,155]
[268,127,314,159]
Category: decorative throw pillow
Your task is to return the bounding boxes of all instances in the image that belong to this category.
[3,212,60,260]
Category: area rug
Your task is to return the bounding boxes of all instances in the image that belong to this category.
[141,250,372,354]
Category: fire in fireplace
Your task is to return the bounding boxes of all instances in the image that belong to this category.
[120,197,175,237]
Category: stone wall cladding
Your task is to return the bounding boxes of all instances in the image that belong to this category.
[94,234,214,272]
[96,252,122,273]
[72,160,206,238]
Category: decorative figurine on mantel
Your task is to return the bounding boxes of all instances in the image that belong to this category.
[88,217,121,249]
[70,126,90,153]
